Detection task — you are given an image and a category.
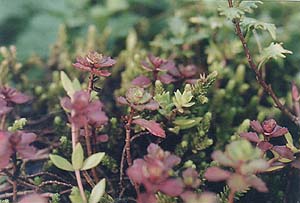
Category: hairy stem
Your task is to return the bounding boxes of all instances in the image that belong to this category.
[227,0,300,127]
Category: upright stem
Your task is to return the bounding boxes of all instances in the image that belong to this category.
[125,108,134,166]
[71,114,87,203]
[84,125,99,182]
[12,153,17,202]
[228,189,236,203]
[0,114,6,130]
[227,0,300,127]
[85,72,100,182]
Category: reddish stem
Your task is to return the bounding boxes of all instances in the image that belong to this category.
[84,125,99,182]
[227,0,300,127]
[0,114,6,130]
[125,108,135,166]
[228,189,236,203]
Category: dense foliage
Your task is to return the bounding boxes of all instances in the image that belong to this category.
[1,0,300,203]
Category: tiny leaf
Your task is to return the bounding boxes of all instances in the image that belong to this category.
[82,152,105,171]
[89,179,106,203]
[72,143,84,170]
[50,154,74,171]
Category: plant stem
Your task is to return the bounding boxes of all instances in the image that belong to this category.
[84,125,99,182]
[71,116,87,203]
[227,0,300,127]
[0,114,6,130]
[228,189,236,203]
[125,108,134,166]
[12,153,17,202]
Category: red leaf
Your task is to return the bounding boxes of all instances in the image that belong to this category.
[250,120,263,133]
[204,167,231,182]
[271,127,288,137]
[240,132,260,143]
[257,141,273,152]
[132,119,166,138]
[272,146,294,159]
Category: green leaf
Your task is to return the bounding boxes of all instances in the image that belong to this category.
[50,154,74,171]
[89,179,106,203]
[61,71,75,98]
[69,187,84,203]
[239,1,263,13]
[72,78,82,91]
[260,42,293,64]
[241,17,276,40]
[173,117,202,130]
[172,84,195,113]
[72,143,84,170]
[218,7,244,20]
[82,152,105,171]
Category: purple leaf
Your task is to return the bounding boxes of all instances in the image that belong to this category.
[257,141,273,152]
[132,119,166,138]
[240,132,260,143]
[272,146,294,159]
[142,100,159,111]
[141,61,154,71]
[158,74,176,84]
[204,167,231,182]
[250,120,264,133]
[132,76,152,87]
[270,126,288,137]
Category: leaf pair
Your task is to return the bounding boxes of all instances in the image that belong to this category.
[50,143,105,171]
[69,179,106,203]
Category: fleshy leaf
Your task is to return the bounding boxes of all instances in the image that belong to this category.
[204,167,231,181]
[82,152,105,170]
[50,154,74,171]
[72,143,84,170]
[131,76,152,87]
[240,132,260,143]
[61,71,75,99]
[227,174,249,192]
[132,119,166,138]
[89,179,106,203]
[211,150,234,167]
